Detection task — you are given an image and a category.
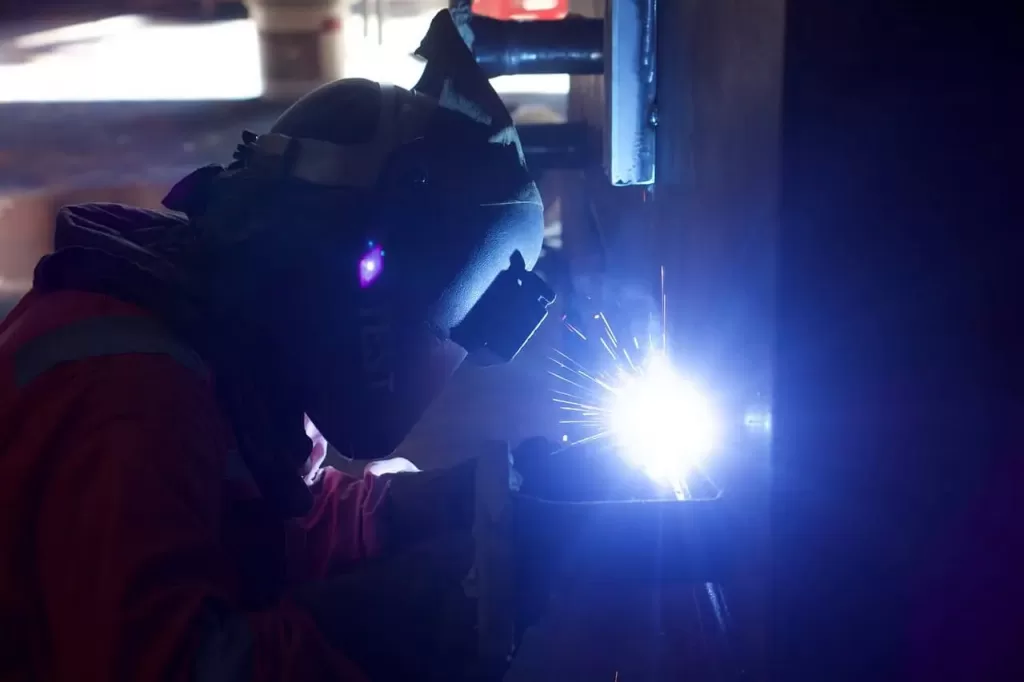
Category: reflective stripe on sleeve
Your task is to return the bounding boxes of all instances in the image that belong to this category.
[13,315,208,388]
[13,315,259,679]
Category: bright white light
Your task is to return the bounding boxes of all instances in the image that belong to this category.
[13,15,146,50]
[0,13,570,103]
[744,409,772,433]
[0,18,260,102]
[609,354,719,485]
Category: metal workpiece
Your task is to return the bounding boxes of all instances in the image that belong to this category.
[605,0,658,186]
[514,495,746,584]
[510,494,753,680]
[516,122,596,170]
[470,16,605,77]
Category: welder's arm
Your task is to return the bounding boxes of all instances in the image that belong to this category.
[288,449,516,682]
[34,355,367,682]
[290,467,391,579]
[382,459,479,547]
[291,416,425,578]
[292,458,479,578]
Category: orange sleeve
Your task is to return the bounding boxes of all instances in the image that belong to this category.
[33,353,367,682]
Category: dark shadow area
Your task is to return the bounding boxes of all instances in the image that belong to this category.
[0,298,18,321]
[0,1,243,21]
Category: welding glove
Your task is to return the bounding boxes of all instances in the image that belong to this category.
[380,457,479,551]
[364,456,420,477]
[293,447,518,682]
[300,415,329,485]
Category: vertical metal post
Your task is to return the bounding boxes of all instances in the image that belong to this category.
[604,0,657,186]
[376,0,384,45]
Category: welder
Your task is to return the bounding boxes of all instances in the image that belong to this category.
[0,10,552,682]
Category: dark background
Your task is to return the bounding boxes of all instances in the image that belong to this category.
[774,1,1021,680]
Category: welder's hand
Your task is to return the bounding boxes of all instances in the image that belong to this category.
[383,458,478,551]
[301,415,329,485]
[364,456,420,477]
[303,418,422,483]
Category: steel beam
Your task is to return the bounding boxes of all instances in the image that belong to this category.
[470,16,604,77]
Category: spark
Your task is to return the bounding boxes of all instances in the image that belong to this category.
[549,269,721,498]
[566,322,587,341]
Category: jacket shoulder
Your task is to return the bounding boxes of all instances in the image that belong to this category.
[0,290,158,353]
[0,290,213,417]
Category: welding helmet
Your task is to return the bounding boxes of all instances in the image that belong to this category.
[208,10,552,459]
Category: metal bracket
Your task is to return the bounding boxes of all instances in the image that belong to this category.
[605,0,659,186]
